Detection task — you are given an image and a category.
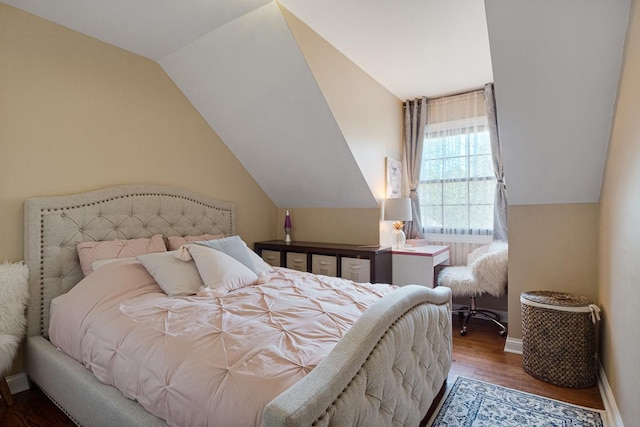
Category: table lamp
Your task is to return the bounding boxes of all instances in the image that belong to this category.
[284,210,292,243]
[384,198,412,249]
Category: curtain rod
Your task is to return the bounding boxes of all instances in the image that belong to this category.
[405,84,491,104]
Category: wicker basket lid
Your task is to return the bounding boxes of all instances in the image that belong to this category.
[521,290,593,307]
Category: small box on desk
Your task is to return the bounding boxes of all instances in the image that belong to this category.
[405,239,429,248]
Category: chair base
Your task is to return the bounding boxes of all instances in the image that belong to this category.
[453,296,507,336]
[0,375,14,406]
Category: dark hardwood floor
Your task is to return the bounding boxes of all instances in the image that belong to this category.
[0,385,75,426]
[449,317,604,410]
[0,317,603,426]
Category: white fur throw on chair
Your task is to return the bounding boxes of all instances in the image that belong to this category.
[0,261,29,376]
[438,242,508,298]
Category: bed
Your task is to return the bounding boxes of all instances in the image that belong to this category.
[23,184,452,426]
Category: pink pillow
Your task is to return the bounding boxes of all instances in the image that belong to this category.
[166,233,225,251]
[77,234,167,276]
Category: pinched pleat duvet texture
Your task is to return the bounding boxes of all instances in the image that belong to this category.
[49,260,395,427]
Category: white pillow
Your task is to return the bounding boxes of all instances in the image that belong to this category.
[243,242,274,276]
[137,251,204,297]
[186,244,258,293]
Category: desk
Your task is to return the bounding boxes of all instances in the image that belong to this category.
[392,245,449,287]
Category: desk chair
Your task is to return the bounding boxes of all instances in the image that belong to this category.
[437,242,508,336]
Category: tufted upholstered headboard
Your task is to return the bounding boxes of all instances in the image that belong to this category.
[24,184,235,338]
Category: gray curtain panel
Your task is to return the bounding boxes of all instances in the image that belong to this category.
[484,83,508,241]
[403,97,427,239]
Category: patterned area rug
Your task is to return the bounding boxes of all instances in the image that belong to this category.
[428,376,606,426]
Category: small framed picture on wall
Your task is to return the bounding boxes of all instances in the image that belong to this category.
[386,157,401,198]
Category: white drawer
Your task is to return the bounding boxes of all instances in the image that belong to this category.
[312,254,337,277]
[433,250,449,267]
[340,257,370,283]
[261,250,281,267]
[286,252,307,271]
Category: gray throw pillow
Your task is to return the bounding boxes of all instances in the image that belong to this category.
[194,235,258,274]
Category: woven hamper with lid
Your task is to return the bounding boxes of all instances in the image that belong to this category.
[520,291,600,388]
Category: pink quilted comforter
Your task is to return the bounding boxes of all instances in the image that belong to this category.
[49,259,395,426]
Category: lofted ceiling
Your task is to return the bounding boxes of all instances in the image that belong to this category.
[279,0,493,100]
[2,0,493,99]
[3,0,632,207]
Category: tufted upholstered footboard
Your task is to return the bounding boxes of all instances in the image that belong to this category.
[264,285,452,427]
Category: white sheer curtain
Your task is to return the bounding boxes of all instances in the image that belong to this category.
[420,90,495,236]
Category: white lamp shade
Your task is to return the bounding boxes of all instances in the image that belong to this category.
[384,198,412,221]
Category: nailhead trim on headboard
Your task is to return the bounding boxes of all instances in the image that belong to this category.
[25,185,236,338]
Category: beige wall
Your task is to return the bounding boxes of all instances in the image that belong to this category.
[507,204,599,338]
[0,5,277,371]
[599,0,640,423]
[0,3,277,263]
[275,208,380,245]
[280,5,403,246]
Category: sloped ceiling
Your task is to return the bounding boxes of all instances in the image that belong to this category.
[2,0,632,207]
[485,0,631,205]
[2,0,492,209]
[279,0,493,100]
[160,3,375,208]
[1,0,274,61]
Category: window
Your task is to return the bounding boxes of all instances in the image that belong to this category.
[418,91,495,235]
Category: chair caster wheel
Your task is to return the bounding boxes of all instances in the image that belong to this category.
[460,330,467,336]
[499,330,506,336]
